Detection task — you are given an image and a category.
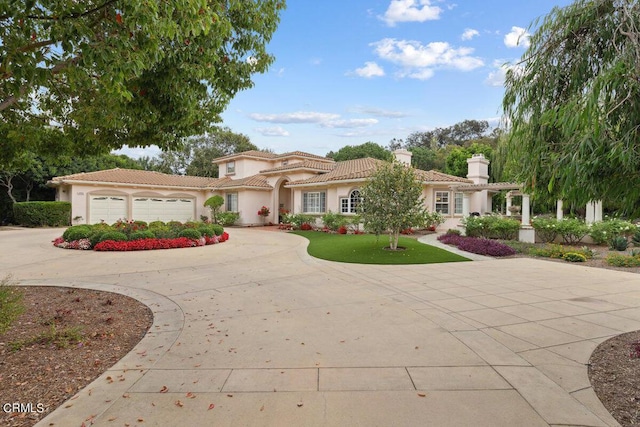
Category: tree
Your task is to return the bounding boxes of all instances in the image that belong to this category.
[327,142,392,162]
[444,142,494,178]
[501,0,640,215]
[0,1,285,166]
[204,195,224,223]
[155,128,257,176]
[404,120,491,149]
[359,161,425,251]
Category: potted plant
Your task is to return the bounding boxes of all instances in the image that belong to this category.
[257,206,270,225]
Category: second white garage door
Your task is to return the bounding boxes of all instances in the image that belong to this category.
[132,197,195,223]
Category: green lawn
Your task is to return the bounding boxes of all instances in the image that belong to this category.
[292,231,470,265]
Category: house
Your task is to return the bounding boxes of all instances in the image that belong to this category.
[49,149,492,229]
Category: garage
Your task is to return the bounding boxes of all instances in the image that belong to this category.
[89,195,127,224]
[132,197,195,223]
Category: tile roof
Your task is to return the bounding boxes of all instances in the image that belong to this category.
[213,150,332,163]
[49,168,225,189]
[286,158,473,186]
[214,174,272,190]
[260,160,335,174]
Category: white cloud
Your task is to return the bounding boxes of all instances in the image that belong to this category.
[321,118,379,129]
[381,0,442,26]
[350,61,385,78]
[371,38,484,79]
[248,111,340,124]
[504,26,530,48]
[461,28,479,41]
[484,60,523,87]
[255,126,290,137]
[350,106,409,118]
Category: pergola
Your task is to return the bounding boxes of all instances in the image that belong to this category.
[450,182,604,243]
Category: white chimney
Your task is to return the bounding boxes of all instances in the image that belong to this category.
[393,149,412,165]
[466,153,489,184]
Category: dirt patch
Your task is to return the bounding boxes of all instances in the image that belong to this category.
[0,286,153,427]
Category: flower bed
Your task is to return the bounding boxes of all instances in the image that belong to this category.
[53,220,229,251]
[437,234,516,257]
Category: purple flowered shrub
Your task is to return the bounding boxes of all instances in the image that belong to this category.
[438,234,516,257]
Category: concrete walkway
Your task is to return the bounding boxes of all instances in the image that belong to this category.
[1,227,636,426]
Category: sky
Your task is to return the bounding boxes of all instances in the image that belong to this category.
[117,0,574,159]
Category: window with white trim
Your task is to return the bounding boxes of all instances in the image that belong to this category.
[340,189,361,214]
[226,193,238,212]
[454,192,463,215]
[303,191,326,213]
[226,161,235,174]
[435,191,450,214]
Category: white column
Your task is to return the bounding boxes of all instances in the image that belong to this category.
[585,201,595,224]
[556,199,564,221]
[462,193,470,218]
[521,194,531,226]
[595,200,603,222]
[506,193,512,216]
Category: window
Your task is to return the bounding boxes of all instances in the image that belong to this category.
[340,189,361,214]
[435,191,450,214]
[454,192,463,215]
[227,161,235,174]
[303,191,326,213]
[226,193,238,212]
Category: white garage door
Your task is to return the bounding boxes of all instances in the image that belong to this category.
[90,196,127,224]
[132,198,195,223]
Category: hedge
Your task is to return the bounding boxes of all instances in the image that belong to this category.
[13,202,71,227]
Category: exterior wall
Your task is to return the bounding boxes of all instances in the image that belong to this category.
[223,158,273,179]
[63,183,210,224]
[235,190,272,225]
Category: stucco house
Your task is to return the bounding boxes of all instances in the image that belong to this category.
[49,149,492,229]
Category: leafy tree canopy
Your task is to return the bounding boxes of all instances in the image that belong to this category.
[359,161,425,250]
[501,0,640,215]
[0,0,285,166]
[326,142,392,162]
[445,142,494,178]
[404,120,492,149]
[145,127,257,176]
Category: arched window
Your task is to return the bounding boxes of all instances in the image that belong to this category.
[340,189,361,214]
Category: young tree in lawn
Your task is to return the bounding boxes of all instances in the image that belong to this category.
[359,161,425,251]
[501,0,640,215]
[1,1,285,166]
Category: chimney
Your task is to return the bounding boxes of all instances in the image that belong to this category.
[393,149,412,165]
[467,153,489,184]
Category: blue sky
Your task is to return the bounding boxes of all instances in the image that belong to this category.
[119,0,574,159]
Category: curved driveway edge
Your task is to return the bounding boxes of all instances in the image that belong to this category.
[0,227,633,426]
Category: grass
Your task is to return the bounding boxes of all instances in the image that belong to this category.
[0,275,25,334]
[293,231,470,265]
[9,325,84,351]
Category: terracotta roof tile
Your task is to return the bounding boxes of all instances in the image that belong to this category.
[50,168,224,188]
[213,150,331,163]
[260,160,335,174]
[215,174,272,190]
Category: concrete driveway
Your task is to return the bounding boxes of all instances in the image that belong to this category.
[1,227,637,426]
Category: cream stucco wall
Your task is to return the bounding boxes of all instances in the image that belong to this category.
[58,183,213,224]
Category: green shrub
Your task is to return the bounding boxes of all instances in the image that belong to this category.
[322,211,347,231]
[151,227,176,239]
[148,221,166,228]
[98,231,128,242]
[464,215,520,240]
[0,276,24,334]
[13,201,71,227]
[62,225,93,241]
[501,240,536,254]
[609,236,629,251]
[167,221,183,228]
[529,244,593,260]
[555,218,589,244]
[606,253,640,267]
[178,228,202,240]
[531,217,558,243]
[422,210,445,230]
[211,224,224,236]
[130,230,155,240]
[589,219,637,245]
[290,214,316,230]
[632,229,640,247]
[217,212,239,226]
[563,252,587,262]
[445,228,461,236]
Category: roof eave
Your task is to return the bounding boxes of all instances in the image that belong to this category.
[47,179,215,191]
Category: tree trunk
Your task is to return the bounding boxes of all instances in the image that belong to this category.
[0,174,17,203]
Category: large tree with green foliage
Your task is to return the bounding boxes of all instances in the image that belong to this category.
[501,0,640,215]
[145,127,257,176]
[0,0,285,166]
[359,161,425,251]
[327,142,392,162]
